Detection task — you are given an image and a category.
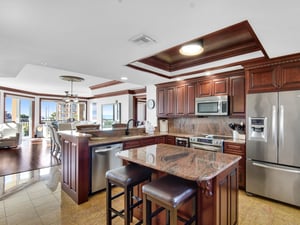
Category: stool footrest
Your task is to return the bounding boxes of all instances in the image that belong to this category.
[111,191,124,201]
[110,208,125,219]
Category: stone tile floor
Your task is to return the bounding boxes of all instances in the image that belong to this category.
[0,179,299,225]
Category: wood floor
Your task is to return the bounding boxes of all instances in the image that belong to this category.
[0,139,60,177]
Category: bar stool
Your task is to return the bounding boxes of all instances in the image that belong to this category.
[106,163,152,225]
[142,175,197,225]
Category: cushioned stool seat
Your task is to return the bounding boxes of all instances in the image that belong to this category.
[106,163,152,225]
[142,175,197,225]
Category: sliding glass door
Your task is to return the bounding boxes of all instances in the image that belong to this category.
[4,94,34,138]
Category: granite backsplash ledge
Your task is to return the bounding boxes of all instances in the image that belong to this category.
[167,117,245,136]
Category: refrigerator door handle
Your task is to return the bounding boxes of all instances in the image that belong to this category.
[272,105,277,145]
[279,105,284,149]
[252,161,300,174]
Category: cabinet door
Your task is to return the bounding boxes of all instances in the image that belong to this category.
[186,82,196,115]
[246,66,279,93]
[279,61,300,90]
[196,80,212,97]
[166,87,175,116]
[175,84,186,115]
[224,142,246,189]
[165,135,176,145]
[230,75,245,117]
[157,88,166,117]
[212,77,228,95]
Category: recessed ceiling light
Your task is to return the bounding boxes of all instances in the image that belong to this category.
[179,40,203,56]
[121,76,128,81]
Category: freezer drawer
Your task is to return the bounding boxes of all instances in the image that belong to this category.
[246,159,300,207]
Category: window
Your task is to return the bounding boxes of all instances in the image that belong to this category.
[40,99,58,123]
[4,94,34,137]
[101,103,121,129]
[40,98,87,123]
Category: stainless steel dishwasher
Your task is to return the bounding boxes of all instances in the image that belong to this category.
[90,143,123,193]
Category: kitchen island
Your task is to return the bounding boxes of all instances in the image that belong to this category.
[117,144,241,225]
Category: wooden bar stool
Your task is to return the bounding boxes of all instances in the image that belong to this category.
[106,163,152,225]
[142,175,197,225]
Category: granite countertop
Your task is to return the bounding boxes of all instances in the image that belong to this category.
[116,143,241,183]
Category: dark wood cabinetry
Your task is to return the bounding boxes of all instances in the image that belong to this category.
[224,142,246,189]
[123,136,158,150]
[196,80,212,97]
[157,70,245,118]
[230,75,245,117]
[212,77,229,96]
[246,58,300,93]
[157,81,196,117]
[196,78,228,97]
[165,135,176,145]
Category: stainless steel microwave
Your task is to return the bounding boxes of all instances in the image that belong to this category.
[195,96,228,116]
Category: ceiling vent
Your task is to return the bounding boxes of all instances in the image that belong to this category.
[129,33,156,45]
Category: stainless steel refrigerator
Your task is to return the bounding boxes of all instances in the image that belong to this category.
[246,91,300,207]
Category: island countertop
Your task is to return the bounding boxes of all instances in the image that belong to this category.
[116,143,241,183]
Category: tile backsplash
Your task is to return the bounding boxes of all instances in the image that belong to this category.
[166,117,245,137]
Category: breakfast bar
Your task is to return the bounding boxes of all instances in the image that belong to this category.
[116,144,241,225]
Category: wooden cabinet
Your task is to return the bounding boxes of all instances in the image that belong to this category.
[156,70,244,118]
[157,81,195,118]
[60,134,90,204]
[156,86,175,117]
[186,82,196,115]
[246,60,300,93]
[213,77,229,96]
[224,142,246,189]
[230,75,245,117]
[165,135,176,145]
[123,136,157,150]
[196,80,212,97]
[196,78,228,97]
[175,84,186,115]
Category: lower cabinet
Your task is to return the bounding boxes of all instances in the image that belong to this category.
[224,141,246,189]
[123,136,165,150]
[165,135,176,145]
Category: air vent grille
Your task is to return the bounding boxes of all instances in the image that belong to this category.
[129,34,156,45]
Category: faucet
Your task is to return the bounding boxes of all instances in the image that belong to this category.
[125,119,136,135]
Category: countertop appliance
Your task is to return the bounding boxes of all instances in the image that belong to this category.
[190,135,224,152]
[159,119,168,133]
[90,143,123,193]
[175,137,189,147]
[195,95,228,116]
[246,91,300,207]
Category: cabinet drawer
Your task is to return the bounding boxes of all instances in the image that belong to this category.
[123,140,141,149]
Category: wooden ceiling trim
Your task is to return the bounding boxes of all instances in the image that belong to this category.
[89,80,123,90]
[127,20,268,78]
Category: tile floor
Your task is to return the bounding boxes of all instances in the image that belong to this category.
[0,171,299,225]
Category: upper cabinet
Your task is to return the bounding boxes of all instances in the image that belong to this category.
[157,81,196,117]
[196,78,228,97]
[245,56,300,93]
[156,70,245,118]
[230,75,245,117]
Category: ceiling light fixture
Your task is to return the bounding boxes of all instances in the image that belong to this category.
[60,75,84,103]
[179,40,204,56]
[121,76,128,81]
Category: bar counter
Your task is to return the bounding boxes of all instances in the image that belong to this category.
[117,144,241,225]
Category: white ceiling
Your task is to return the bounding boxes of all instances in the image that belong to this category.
[0,0,300,97]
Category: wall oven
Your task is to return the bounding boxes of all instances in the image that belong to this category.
[195,95,228,116]
[175,137,189,147]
